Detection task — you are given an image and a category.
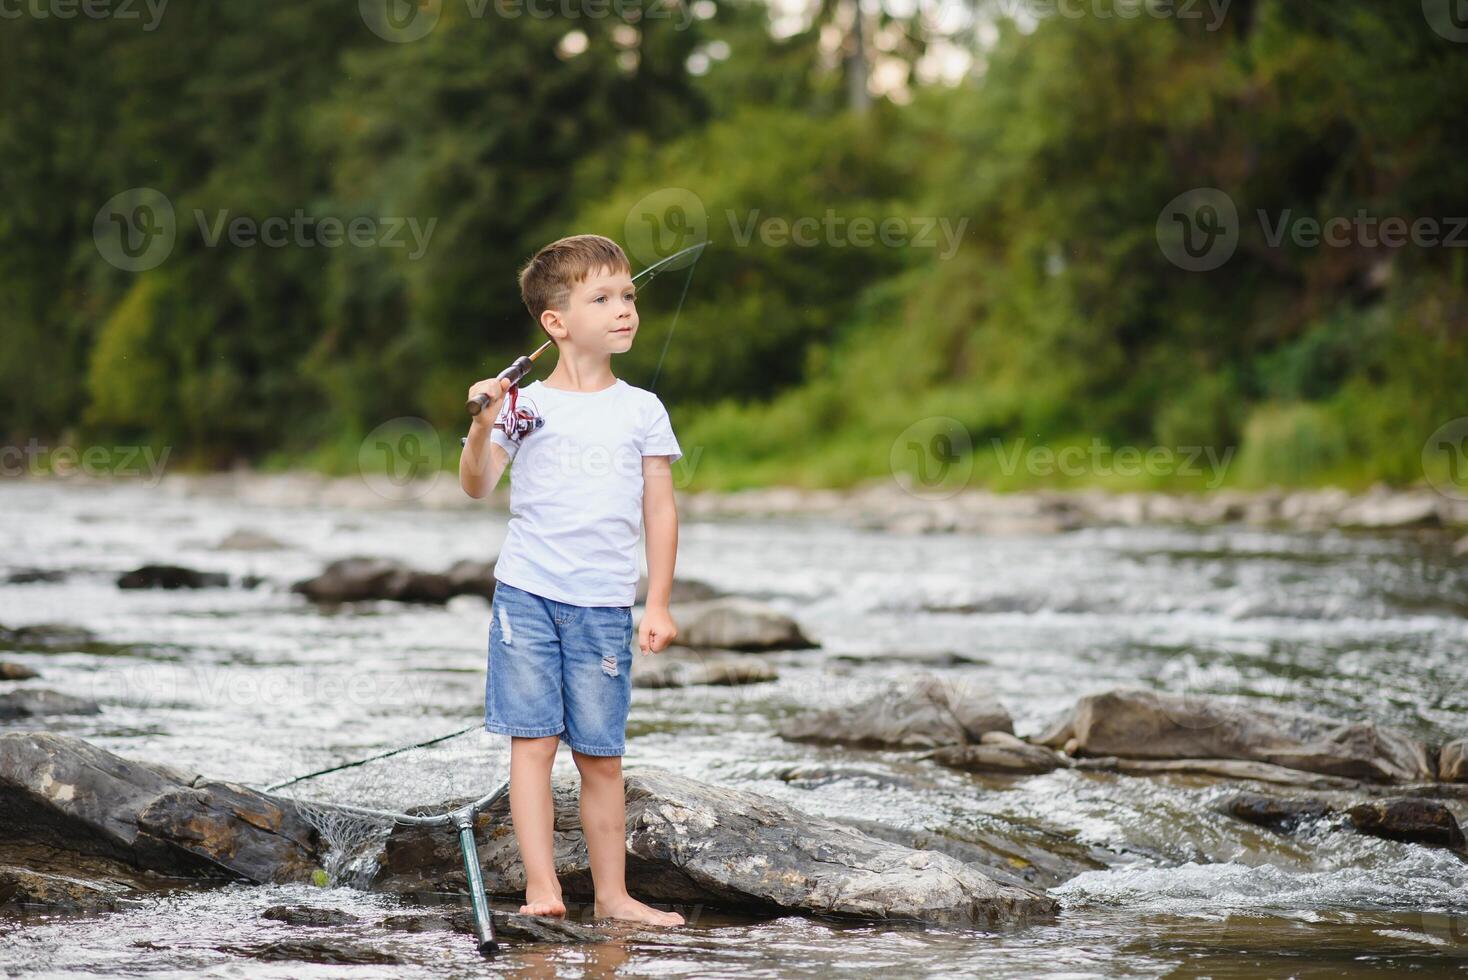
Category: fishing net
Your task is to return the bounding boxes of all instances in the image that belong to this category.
[265,728,511,888]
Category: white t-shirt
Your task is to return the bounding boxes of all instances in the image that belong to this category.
[487,378,682,607]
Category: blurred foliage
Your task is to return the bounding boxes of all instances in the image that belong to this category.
[1,0,1464,488]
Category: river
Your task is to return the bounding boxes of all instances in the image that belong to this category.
[2,477,1466,977]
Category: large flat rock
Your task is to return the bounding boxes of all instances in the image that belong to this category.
[1068,689,1435,783]
[374,768,1055,926]
[779,674,1013,749]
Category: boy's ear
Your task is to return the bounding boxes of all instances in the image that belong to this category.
[539,308,567,341]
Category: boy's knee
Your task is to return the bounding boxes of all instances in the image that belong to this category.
[572,751,621,777]
[512,735,560,761]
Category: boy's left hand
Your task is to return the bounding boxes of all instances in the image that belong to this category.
[638,606,678,655]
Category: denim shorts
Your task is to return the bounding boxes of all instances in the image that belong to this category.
[484,581,634,756]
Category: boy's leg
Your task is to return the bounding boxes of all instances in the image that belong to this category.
[572,750,684,927]
[509,734,565,917]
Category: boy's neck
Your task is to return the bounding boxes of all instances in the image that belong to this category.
[541,347,617,393]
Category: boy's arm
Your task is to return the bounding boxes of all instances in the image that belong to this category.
[459,424,511,499]
[638,454,679,654]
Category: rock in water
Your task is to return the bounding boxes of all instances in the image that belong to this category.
[117,564,229,590]
[0,688,100,719]
[292,557,456,604]
[1070,689,1434,783]
[779,674,1013,749]
[1218,792,1335,833]
[932,742,1069,776]
[0,732,326,883]
[0,662,39,681]
[670,598,817,651]
[1346,798,1467,851]
[375,768,1055,926]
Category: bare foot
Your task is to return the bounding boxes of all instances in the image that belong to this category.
[594,895,685,927]
[519,885,566,917]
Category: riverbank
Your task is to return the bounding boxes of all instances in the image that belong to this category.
[115,471,1468,537]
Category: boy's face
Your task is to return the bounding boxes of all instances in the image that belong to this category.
[545,264,638,354]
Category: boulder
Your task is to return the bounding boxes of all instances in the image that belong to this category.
[117,564,229,590]
[1218,792,1334,833]
[633,652,777,689]
[374,768,1055,926]
[0,732,324,883]
[1220,791,1465,851]
[292,557,456,605]
[1346,798,1466,851]
[932,742,1070,776]
[636,575,722,605]
[779,675,1013,749]
[0,662,39,681]
[0,865,129,913]
[1070,689,1435,783]
[0,688,101,720]
[1440,739,1467,782]
[671,598,817,651]
[261,904,361,927]
[444,560,497,601]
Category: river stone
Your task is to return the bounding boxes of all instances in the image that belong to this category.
[444,560,497,600]
[0,662,39,680]
[261,904,361,927]
[632,652,777,689]
[292,557,457,605]
[0,864,129,912]
[0,623,99,651]
[0,732,325,884]
[117,564,230,590]
[636,575,721,605]
[932,743,1070,776]
[1346,798,1467,851]
[4,568,66,585]
[1218,791,1335,833]
[381,909,606,944]
[779,674,1013,749]
[1440,740,1467,782]
[670,598,817,651]
[1070,689,1435,783]
[0,688,101,719]
[374,767,1055,926]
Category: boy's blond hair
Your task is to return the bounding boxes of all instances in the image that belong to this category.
[518,235,631,345]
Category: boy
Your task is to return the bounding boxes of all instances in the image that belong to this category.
[459,234,684,927]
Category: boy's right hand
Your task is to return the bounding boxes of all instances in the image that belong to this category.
[467,377,513,429]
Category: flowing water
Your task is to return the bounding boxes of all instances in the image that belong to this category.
[2,477,1466,977]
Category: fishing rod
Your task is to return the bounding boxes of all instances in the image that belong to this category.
[464,241,709,417]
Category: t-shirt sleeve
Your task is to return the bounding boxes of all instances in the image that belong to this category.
[641,395,682,464]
